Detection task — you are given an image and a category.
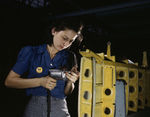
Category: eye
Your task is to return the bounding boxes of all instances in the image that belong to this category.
[63,37,68,41]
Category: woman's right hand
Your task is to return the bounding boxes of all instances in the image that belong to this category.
[40,76,57,90]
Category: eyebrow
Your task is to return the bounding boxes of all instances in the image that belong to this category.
[64,35,74,42]
[63,35,69,39]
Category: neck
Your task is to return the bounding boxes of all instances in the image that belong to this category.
[47,44,58,59]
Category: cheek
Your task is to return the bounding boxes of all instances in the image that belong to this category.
[53,37,60,44]
[53,37,64,49]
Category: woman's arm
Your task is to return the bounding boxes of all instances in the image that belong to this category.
[64,80,75,95]
[5,70,56,90]
[64,67,79,95]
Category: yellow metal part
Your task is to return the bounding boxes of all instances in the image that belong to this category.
[116,66,129,115]
[79,47,150,117]
[122,59,138,66]
[80,49,104,64]
[138,69,146,109]
[101,65,116,117]
[97,53,105,60]
[145,70,150,107]
[141,51,150,107]
[128,68,138,112]
[78,54,116,117]
[78,57,93,117]
[106,41,115,62]
[142,51,148,68]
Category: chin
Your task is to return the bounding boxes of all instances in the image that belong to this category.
[57,47,64,51]
[57,46,67,51]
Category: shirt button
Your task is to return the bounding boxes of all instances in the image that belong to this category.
[50,63,53,66]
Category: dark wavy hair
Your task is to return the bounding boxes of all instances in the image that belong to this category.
[45,17,83,47]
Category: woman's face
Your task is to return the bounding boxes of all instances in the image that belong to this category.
[52,28,77,51]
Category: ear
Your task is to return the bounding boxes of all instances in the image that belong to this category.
[51,28,56,35]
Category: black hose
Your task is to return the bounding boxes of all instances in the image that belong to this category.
[47,89,51,117]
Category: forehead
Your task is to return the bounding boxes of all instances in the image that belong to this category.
[59,29,77,39]
[63,29,77,35]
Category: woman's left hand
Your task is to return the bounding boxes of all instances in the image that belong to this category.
[65,71,79,83]
[64,66,79,95]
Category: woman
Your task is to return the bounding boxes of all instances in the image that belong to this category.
[5,17,83,117]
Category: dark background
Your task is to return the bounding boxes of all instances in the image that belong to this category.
[0,0,150,117]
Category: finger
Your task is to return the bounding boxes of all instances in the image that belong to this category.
[66,74,77,83]
[71,65,78,72]
[66,72,72,78]
[47,76,57,82]
[66,73,77,81]
[76,71,80,75]
[47,78,57,83]
[48,84,54,90]
[67,72,79,79]
[70,72,78,76]
[49,84,55,88]
[48,87,52,90]
[50,82,56,87]
[50,84,56,90]
[50,78,57,82]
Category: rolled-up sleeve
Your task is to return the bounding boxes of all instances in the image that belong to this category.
[12,46,33,75]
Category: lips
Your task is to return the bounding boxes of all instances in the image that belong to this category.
[59,45,64,49]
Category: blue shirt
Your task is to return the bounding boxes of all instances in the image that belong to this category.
[12,44,75,99]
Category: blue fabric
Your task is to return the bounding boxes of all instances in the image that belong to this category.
[12,44,72,99]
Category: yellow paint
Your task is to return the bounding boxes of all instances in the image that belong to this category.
[78,45,150,117]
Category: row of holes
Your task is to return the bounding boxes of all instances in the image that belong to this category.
[84,69,143,79]
[129,85,143,93]
[83,99,149,117]
[84,88,112,100]
[83,107,111,117]
[84,69,112,116]
[129,98,148,108]
[83,85,144,99]
[118,71,143,79]
[83,88,112,116]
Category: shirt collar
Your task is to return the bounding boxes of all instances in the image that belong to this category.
[32,44,47,54]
